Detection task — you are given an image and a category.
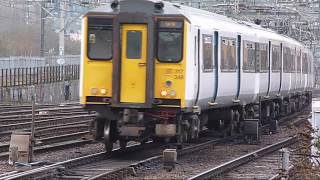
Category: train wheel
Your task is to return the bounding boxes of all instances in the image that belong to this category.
[104,120,114,153]
[93,117,104,140]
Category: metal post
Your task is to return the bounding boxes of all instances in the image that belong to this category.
[40,1,45,57]
[29,68,32,85]
[13,68,16,87]
[36,67,39,84]
[9,69,12,87]
[17,68,20,86]
[30,94,36,162]
[1,69,3,87]
[25,68,28,86]
[33,67,36,85]
[59,0,66,59]
[5,69,8,87]
[281,148,290,171]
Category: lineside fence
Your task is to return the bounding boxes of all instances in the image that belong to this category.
[0,55,81,103]
[0,65,80,87]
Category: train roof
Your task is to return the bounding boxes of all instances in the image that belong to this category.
[86,0,307,49]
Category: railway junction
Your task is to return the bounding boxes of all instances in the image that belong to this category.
[0,0,319,179]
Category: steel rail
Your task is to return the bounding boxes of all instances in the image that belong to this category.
[84,107,311,179]
[0,104,309,179]
[0,142,155,180]
[0,131,90,154]
[0,122,91,143]
[0,103,77,109]
[188,136,298,180]
[0,106,83,116]
[88,137,235,180]
[0,114,94,132]
[0,139,92,159]
[0,111,92,125]
[73,107,311,179]
[0,102,78,108]
[0,108,89,118]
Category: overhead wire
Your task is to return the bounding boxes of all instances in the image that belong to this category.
[0,2,40,15]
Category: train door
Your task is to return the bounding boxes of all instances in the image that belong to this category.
[279,43,283,94]
[216,34,238,105]
[213,31,219,101]
[291,48,297,92]
[266,41,271,96]
[270,42,281,96]
[297,49,302,91]
[236,35,241,100]
[198,29,217,106]
[194,28,200,105]
[120,24,148,103]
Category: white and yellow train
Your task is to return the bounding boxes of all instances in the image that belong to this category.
[80,0,313,151]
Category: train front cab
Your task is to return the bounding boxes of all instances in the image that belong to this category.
[81,11,189,150]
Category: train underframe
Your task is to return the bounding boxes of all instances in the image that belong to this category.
[87,91,312,152]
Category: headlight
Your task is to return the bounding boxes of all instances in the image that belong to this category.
[169,90,176,97]
[100,89,107,95]
[160,90,167,97]
[91,88,98,95]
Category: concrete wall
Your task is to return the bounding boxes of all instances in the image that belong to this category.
[0,80,79,104]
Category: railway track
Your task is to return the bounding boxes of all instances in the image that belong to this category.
[107,109,310,180]
[0,135,92,159]
[221,148,294,179]
[0,111,91,125]
[0,122,91,142]
[0,103,94,135]
[0,103,96,161]
[0,137,232,180]
[3,132,298,180]
[0,103,74,112]
[86,137,233,180]
[192,113,310,180]
[0,114,94,132]
[0,107,310,179]
[0,105,84,117]
[0,142,159,180]
[188,136,297,180]
[0,131,90,155]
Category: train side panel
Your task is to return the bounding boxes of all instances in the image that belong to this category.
[80,17,113,105]
[153,21,188,108]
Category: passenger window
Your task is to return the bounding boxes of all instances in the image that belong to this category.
[297,50,301,72]
[260,43,269,72]
[309,55,312,74]
[202,34,213,72]
[220,38,236,71]
[272,45,281,71]
[87,17,113,60]
[157,20,183,62]
[283,47,290,73]
[291,49,296,73]
[126,31,142,59]
[302,53,308,74]
[243,41,256,72]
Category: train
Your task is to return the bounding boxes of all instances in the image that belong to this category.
[80,0,314,151]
